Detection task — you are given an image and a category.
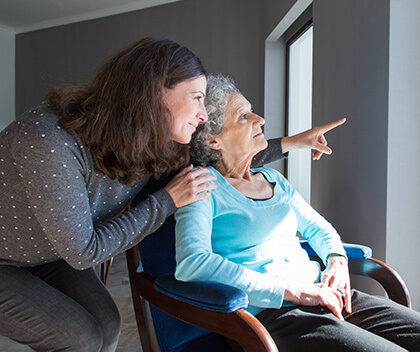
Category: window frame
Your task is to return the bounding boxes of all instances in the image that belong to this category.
[284,15,313,179]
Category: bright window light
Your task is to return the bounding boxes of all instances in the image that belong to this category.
[287,25,313,203]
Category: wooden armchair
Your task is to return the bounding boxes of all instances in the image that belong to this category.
[126,176,411,352]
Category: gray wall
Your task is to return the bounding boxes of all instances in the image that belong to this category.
[0,27,15,130]
[263,0,420,307]
[312,0,390,258]
[16,0,263,116]
[310,0,390,296]
[310,0,420,308]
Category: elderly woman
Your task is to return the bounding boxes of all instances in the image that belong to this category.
[174,75,420,352]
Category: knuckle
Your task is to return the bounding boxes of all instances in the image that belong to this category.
[186,178,197,188]
[185,172,195,181]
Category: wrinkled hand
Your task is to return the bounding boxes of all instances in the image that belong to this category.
[282,118,346,160]
[284,283,345,320]
[165,165,217,208]
[321,255,352,313]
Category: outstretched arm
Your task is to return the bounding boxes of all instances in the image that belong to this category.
[281,118,346,160]
[252,118,346,166]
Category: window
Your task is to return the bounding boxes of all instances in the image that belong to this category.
[264,1,312,195]
[286,23,313,203]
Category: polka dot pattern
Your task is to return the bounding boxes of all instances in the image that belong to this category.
[0,104,176,269]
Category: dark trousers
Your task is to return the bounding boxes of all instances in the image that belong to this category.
[0,260,121,352]
[230,290,420,352]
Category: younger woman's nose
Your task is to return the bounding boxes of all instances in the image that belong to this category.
[197,105,208,122]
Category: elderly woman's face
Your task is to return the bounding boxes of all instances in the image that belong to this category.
[212,92,267,160]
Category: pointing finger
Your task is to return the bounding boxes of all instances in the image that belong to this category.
[318,118,346,134]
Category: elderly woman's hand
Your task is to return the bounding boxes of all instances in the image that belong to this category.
[165,165,217,208]
[284,283,345,320]
[321,255,352,314]
[281,118,346,160]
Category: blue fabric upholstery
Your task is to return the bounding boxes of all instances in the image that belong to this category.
[155,274,248,312]
[149,305,213,352]
[300,240,372,260]
[181,333,232,352]
[134,175,231,352]
[342,243,372,259]
[137,213,176,276]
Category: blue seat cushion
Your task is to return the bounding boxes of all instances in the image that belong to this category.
[155,274,248,312]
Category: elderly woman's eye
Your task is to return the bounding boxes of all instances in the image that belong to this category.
[240,114,248,120]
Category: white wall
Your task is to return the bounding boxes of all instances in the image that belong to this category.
[387,0,420,310]
[0,26,15,131]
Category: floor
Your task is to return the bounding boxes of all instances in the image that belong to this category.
[0,253,143,352]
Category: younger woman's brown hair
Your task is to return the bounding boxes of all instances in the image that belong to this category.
[46,37,206,186]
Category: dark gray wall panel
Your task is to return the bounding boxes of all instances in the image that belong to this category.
[312,0,390,263]
[16,0,263,115]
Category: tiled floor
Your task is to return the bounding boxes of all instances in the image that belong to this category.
[0,253,142,351]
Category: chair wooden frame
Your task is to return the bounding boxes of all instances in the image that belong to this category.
[126,244,411,352]
[126,244,277,352]
[99,258,114,286]
[348,257,411,307]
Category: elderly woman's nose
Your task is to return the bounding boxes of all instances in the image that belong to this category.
[253,113,265,126]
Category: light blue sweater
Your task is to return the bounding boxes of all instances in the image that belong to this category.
[175,167,346,315]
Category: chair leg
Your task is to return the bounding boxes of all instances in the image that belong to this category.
[99,258,114,286]
[104,257,114,286]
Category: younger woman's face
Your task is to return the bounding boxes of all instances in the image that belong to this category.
[164,75,208,144]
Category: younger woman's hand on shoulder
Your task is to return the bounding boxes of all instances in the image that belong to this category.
[165,165,217,208]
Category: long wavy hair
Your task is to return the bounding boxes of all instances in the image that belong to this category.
[46,37,206,186]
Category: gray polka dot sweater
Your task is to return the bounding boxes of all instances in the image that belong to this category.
[0,103,176,269]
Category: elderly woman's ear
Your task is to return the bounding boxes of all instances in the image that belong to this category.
[207,135,221,150]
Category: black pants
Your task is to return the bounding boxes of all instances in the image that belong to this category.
[0,260,121,352]
[230,290,420,352]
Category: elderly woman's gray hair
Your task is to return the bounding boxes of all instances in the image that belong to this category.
[189,74,241,167]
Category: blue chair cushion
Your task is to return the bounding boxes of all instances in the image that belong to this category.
[155,274,248,312]
[300,240,372,260]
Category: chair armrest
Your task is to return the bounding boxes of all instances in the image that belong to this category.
[300,240,372,260]
[349,257,411,308]
[135,271,277,352]
[155,274,248,313]
[299,240,411,308]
